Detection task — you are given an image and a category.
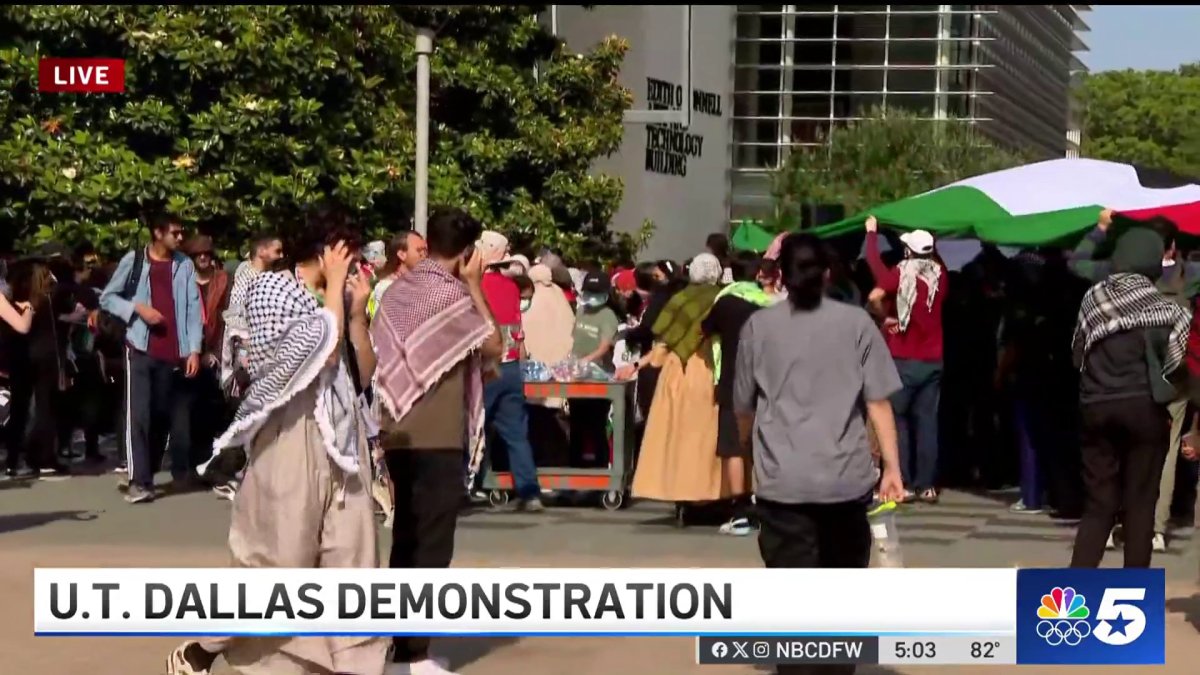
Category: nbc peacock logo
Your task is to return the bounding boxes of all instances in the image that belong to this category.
[1036,587,1092,646]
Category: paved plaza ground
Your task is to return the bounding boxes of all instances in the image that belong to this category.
[2,466,1199,674]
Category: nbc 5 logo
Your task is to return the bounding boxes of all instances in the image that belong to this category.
[1036,586,1145,647]
[1092,588,1146,646]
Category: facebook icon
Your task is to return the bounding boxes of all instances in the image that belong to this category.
[1016,568,1165,665]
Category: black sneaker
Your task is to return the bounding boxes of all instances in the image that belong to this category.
[125,484,155,504]
[513,497,546,513]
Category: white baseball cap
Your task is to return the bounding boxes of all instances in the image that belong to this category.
[899,230,936,255]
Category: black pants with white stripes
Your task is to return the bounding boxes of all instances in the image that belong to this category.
[124,348,192,490]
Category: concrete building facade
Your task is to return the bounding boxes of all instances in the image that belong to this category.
[551,5,1089,260]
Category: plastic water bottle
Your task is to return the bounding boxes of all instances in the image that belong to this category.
[868,501,904,568]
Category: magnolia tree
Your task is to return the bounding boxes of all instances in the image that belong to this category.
[771,107,1028,229]
[0,5,636,260]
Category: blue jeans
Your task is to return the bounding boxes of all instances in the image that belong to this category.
[890,359,942,492]
[484,361,540,499]
[1015,397,1044,509]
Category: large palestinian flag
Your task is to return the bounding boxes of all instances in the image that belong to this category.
[810,158,1200,246]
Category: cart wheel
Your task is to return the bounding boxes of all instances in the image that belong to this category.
[673,503,688,528]
[488,490,510,508]
[602,490,625,511]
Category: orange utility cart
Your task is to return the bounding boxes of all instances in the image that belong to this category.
[481,379,635,510]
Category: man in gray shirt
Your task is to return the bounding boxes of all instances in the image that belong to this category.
[734,234,905,604]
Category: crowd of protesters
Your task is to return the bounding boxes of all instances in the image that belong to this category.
[2,203,1199,675]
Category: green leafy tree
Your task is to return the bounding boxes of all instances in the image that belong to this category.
[0,6,634,260]
[771,107,1027,229]
[1079,64,1200,178]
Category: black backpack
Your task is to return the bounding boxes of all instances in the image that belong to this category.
[94,248,145,357]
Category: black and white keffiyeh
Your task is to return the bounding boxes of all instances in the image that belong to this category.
[203,271,363,475]
[219,261,262,391]
[1073,272,1192,376]
[897,259,942,332]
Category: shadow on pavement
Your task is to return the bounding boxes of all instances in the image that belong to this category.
[1166,593,1200,633]
[441,637,520,670]
[0,510,99,534]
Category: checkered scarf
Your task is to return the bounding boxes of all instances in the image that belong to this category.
[207,271,362,475]
[219,261,261,390]
[897,259,941,332]
[371,259,491,484]
[1073,272,1192,376]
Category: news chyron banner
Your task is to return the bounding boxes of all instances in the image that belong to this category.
[33,568,1164,666]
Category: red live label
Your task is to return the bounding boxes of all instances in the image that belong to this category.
[38,58,125,93]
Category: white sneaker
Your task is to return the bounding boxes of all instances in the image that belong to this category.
[1151,532,1167,552]
[385,658,458,675]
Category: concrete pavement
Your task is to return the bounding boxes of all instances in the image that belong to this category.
[1,469,1198,674]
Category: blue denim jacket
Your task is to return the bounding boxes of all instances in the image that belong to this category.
[99,248,203,357]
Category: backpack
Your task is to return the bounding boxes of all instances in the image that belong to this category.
[94,248,145,357]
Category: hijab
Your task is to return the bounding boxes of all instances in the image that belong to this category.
[523,264,576,364]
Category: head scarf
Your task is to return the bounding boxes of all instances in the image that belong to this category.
[652,261,723,363]
[523,264,576,364]
[206,271,362,475]
[479,231,510,266]
[371,259,493,485]
[219,260,262,391]
[689,253,723,285]
[1074,272,1191,378]
[896,258,942,332]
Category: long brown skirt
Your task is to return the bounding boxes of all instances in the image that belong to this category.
[632,351,727,503]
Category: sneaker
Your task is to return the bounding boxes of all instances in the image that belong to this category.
[718,516,757,536]
[1152,532,1167,553]
[1009,500,1043,515]
[166,641,216,674]
[899,490,917,504]
[514,497,546,513]
[386,657,458,675]
[1105,532,1117,550]
[112,464,127,474]
[212,483,237,502]
[125,484,155,504]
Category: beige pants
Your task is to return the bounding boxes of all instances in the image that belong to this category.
[1154,398,1188,535]
[200,386,387,675]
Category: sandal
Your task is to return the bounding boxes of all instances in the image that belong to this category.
[918,488,939,504]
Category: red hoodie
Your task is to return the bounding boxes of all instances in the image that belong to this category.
[866,232,946,363]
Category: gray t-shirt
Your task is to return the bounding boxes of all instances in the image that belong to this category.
[733,299,902,505]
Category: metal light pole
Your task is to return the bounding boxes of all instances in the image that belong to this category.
[414,28,434,236]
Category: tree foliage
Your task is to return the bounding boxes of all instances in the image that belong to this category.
[1079,64,1200,180]
[770,107,1028,229]
[0,6,634,260]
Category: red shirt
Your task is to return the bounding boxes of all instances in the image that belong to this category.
[145,257,180,363]
[866,232,945,363]
[481,271,522,362]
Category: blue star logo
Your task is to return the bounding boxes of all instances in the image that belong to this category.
[1105,611,1132,637]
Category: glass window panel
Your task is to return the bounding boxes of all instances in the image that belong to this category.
[734,93,782,118]
[849,93,885,116]
[886,68,936,93]
[790,93,831,118]
[886,92,936,116]
[789,119,830,144]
